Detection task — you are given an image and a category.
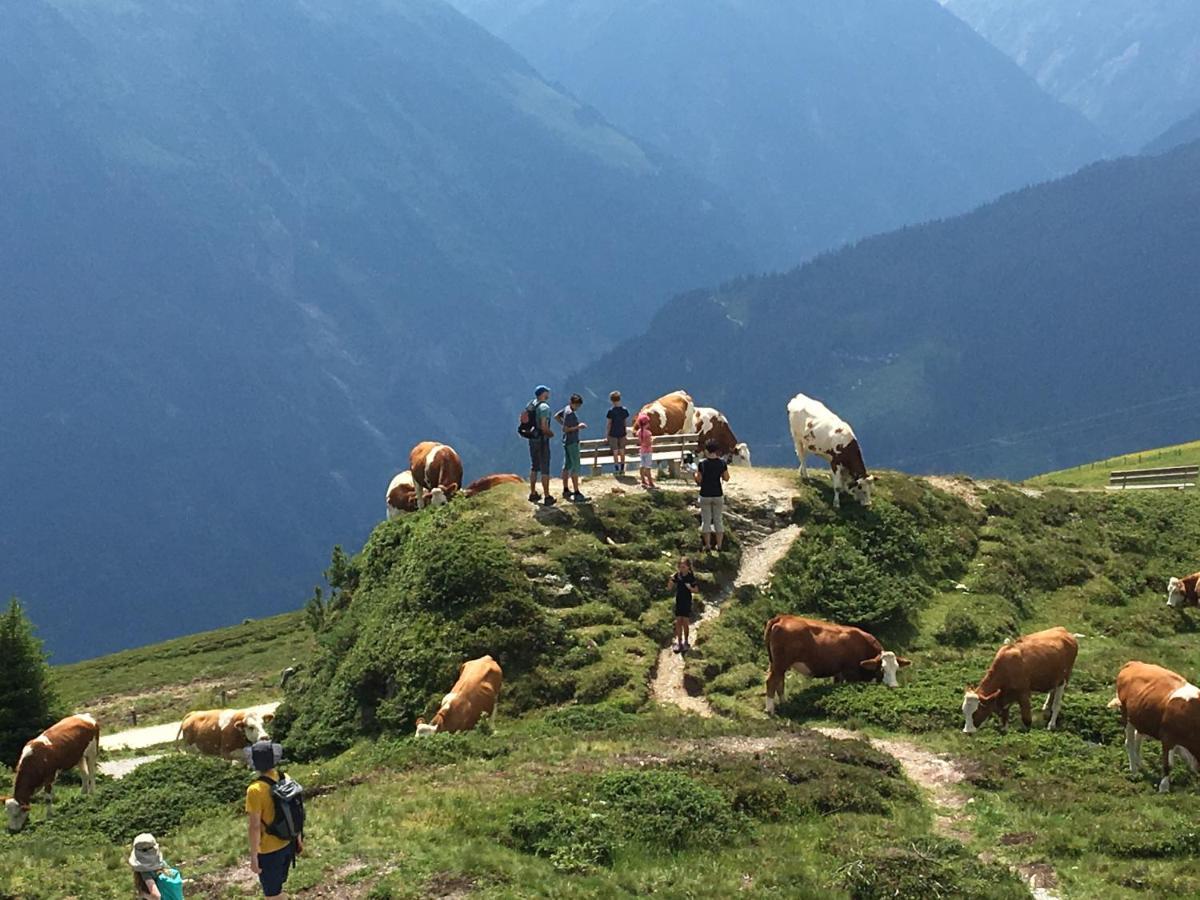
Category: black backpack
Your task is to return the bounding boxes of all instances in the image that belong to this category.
[517,400,540,439]
[258,772,306,843]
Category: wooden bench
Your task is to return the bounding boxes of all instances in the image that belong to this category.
[1106,465,1199,491]
[578,433,700,477]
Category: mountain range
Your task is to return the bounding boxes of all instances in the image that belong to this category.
[449,0,1108,269]
[940,0,1200,150]
[0,0,747,661]
[572,137,1200,479]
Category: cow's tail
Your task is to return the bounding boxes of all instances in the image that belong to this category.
[764,616,780,665]
[174,719,186,751]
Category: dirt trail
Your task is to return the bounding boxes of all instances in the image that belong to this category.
[650,469,801,717]
[813,726,1061,899]
[98,753,165,779]
[100,701,280,751]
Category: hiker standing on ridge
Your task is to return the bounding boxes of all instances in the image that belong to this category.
[522,386,556,506]
[247,741,305,900]
[606,391,630,474]
[555,393,589,503]
[695,438,731,553]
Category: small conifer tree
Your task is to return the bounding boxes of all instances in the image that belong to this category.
[0,597,59,765]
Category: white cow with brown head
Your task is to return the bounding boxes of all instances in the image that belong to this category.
[787,393,872,507]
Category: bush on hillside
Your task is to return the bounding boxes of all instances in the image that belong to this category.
[935,594,1019,647]
[279,507,566,759]
[834,836,1027,899]
[43,756,246,843]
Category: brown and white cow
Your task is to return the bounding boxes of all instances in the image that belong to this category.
[175,707,274,760]
[961,627,1078,734]
[5,714,99,833]
[1110,661,1200,792]
[464,473,524,497]
[409,441,464,508]
[694,407,751,466]
[415,655,503,736]
[638,391,695,437]
[787,393,872,507]
[763,616,910,713]
[1166,572,1200,608]
[386,470,419,519]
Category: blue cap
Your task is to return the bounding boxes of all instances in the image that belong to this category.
[535,385,550,396]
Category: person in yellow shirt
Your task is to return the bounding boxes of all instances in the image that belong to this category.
[246,742,303,899]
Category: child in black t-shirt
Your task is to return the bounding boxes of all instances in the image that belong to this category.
[668,556,699,652]
[606,391,630,474]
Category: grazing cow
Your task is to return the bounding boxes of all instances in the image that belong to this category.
[694,407,751,466]
[1166,572,1200,608]
[416,655,503,736]
[1110,661,1200,793]
[409,441,464,508]
[787,393,873,507]
[638,390,695,437]
[464,473,524,497]
[961,627,1078,734]
[763,616,910,713]
[386,470,419,519]
[175,708,274,759]
[5,714,99,833]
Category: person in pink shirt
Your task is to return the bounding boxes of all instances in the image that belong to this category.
[635,412,656,490]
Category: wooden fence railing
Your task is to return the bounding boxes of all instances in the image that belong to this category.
[1107,465,1199,491]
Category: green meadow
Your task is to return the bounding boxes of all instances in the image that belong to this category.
[6,469,1200,898]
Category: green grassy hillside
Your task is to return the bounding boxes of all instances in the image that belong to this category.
[54,612,311,730]
[8,472,1200,898]
[1030,439,1200,488]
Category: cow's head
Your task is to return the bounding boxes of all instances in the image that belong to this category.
[848,475,874,507]
[961,688,1001,734]
[5,798,30,834]
[731,443,752,467]
[1167,577,1189,608]
[414,716,438,737]
[860,651,911,687]
[426,484,458,507]
[240,712,273,744]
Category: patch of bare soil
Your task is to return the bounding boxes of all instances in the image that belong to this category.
[423,872,477,898]
[187,860,259,897]
[922,475,986,510]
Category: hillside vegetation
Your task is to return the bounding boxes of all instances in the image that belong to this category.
[8,471,1200,897]
[1031,439,1200,489]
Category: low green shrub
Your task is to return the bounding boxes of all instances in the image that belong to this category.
[1081,575,1126,607]
[834,836,1027,899]
[591,770,744,851]
[935,594,1019,647]
[559,602,623,629]
[508,796,615,873]
[45,756,247,843]
[540,704,636,733]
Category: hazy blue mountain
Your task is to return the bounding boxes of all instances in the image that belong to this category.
[941,0,1200,150]
[0,0,748,661]
[1145,107,1200,155]
[449,0,1107,269]
[572,139,1200,480]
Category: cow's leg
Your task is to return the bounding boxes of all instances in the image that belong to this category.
[799,453,808,479]
[1160,742,1174,793]
[831,468,842,508]
[1047,683,1066,730]
[1125,723,1143,774]
[1042,690,1053,713]
[81,738,99,795]
[1018,693,1033,729]
[765,666,784,715]
[44,781,55,818]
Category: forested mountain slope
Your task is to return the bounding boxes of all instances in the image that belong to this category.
[451,0,1107,268]
[0,0,747,660]
[572,138,1200,479]
[941,0,1200,149]
[1145,106,1200,155]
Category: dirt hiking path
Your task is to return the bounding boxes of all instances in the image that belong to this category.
[650,469,801,717]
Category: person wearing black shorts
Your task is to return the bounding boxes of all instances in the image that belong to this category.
[668,556,699,652]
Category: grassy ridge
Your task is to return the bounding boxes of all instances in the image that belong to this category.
[1030,438,1200,488]
[54,611,311,729]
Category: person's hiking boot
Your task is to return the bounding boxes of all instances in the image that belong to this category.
[572,492,590,503]
[529,491,541,503]
[543,495,557,507]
